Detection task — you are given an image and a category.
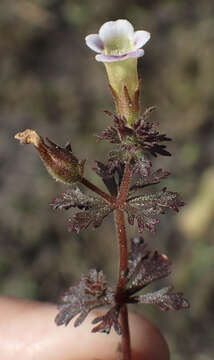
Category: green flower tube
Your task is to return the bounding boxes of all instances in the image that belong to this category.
[86,19,150,125]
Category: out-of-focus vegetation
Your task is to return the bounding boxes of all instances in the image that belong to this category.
[0,1,213,359]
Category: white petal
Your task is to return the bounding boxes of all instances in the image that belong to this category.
[95,49,144,62]
[99,19,134,43]
[133,31,151,50]
[85,34,103,53]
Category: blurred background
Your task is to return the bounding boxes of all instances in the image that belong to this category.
[0,0,213,359]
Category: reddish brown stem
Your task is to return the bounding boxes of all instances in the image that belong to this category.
[114,209,128,291]
[81,177,114,203]
[116,162,133,207]
[120,305,131,360]
[114,209,131,360]
[114,160,133,360]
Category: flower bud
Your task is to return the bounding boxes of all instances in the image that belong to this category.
[14,129,85,184]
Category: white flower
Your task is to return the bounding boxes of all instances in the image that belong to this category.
[85,19,150,62]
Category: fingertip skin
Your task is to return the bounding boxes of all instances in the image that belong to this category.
[0,298,169,360]
[51,310,170,360]
[128,312,170,360]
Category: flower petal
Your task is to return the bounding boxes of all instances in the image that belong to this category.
[133,31,151,50]
[99,19,134,43]
[85,34,103,53]
[95,49,144,63]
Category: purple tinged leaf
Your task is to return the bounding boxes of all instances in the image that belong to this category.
[130,251,171,289]
[93,161,118,196]
[96,111,134,144]
[96,109,172,159]
[135,118,171,157]
[142,106,157,119]
[127,238,171,294]
[137,286,190,311]
[96,125,121,144]
[131,163,170,190]
[126,238,190,312]
[55,303,80,326]
[55,269,115,328]
[91,307,122,335]
[124,189,184,234]
[74,311,90,327]
[68,203,112,234]
[55,241,190,336]
[50,187,94,211]
[50,187,113,234]
[127,237,148,278]
[134,159,152,178]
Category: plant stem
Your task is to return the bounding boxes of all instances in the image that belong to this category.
[114,161,133,360]
[82,163,133,359]
[81,177,114,203]
[116,162,133,207]
[114,209,128,291]
[114,209,131,360]
[120,305,131,360]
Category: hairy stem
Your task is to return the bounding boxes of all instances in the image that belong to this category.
[120,305,131,360]
[116,162,133,207]
[114,209,131,360]
[114,160,133,360]
[114,209,128,291]
[81,177,114,203]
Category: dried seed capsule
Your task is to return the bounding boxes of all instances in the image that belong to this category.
[14,129,85,184]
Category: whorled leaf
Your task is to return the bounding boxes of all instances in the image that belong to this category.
[68,202,112,233]
[50,187,112,233]
[55,239,189,336]
[94,157,170,201]
[133,119,171,157]
[96,123,121,144]
[131,160,170,190]
[126,238,190,311]
[91,306,121,335]
[124,188,185,233]
[136,286,190,311]
[55,269,115,328]
[96,111,133,144]
[96,109,171,159]
[127,237,171,294]
[50,187,94,211]
[93,161,119,196]
[133,158,152,178]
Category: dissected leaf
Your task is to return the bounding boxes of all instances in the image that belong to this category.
[55,239,189,335]
[137,286,190,311]
[91,306,121,335]
[50,187,94,211]
[96,111,133,144]
[93,161,118,196]
[55,269,115,328]
[127,237,149,280]
[131,163,170,190]
[124,188,185,233]
[141,106,157,119]
[133,119,171,157]
[68,202,112,233]
[127,237,171,295]
[96,110,171,159]
[133,159,152,178]
[50,187,112,233]
[96,124,121,144]
[126,238,189,312]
